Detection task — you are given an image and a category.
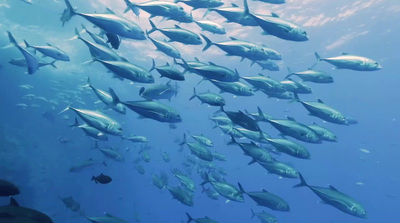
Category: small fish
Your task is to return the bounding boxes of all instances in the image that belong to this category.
[359,149,370,154]
[91,173,112,184]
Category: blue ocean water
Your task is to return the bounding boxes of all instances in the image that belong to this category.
[0,0,399,222]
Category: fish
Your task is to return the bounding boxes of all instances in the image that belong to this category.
[172,169,196,192]
[69,158,107,172]
[148,20,202,45]
[135,164,145,175]
[189,133,213,147]
[86,213,128,223]
[147,33,182,59]
[176,0,224,10]
[314,52,381,71]
[203,187,219,200]
[186,212,219,223]
[253,60,280,71]
[294,173,367,218]
[0,198,53,223]
[266,116,321,144]
[6,31,39,74]
[124,0,192,23]
[250,209,278,223]
[257,160,299,178]
[95,142,124,162]
[200,173,244,202]
[220,106,261,132]
[266,138,311,159]
[85,77,126,114]
[23,40,70,61]
[184,60,240,82]
[241,74,286,93]
[194,20,226,34]
[72,29,123,61]
[161,151,170,162]
[308,123,337,142]
[91,173,112,184]
[285,67,333,83]
[94,59,155,83]
[280,78,312,94]
[189,87,225,106]
[228,136,273,164]
[247,1,308,42]
[121,134,148,143]
[59,106,123,136]
[0,180,19,197]
[150,60,185,81]
[152,173,168,189]
[9,58,57,69]
[166,186,194,206]
[59,196,80,212]
[69,118,109,141]
[207,1,257,26]
[180,134,213,161]
[80,24,109,48]
[209,79,254,96]
[217,124,243,138]
[239,183,290,211]
[61,0,146,40]
[202,35,281,62]
[294,94,349,125]
[211,152,226,161]
[233,128,270,144]
[122,100,182,123]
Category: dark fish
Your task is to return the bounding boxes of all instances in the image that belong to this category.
[0,180,20,197]
[106,33,121,49]
[91,174,112,184]
[0,198,53,223]
[59,196,80,212]
[220,106,261,132]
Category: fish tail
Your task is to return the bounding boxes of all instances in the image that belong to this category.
[91,176,96,182]
[180,58,189,74]
[284,67,293,79]
[58,105,71,115]
[250,60,256,67]
[68,117,79,127]
[189,87,197,100]
[148,20,158,34]
[149,58,156,72]
[250,209,256,219]
[108,88,121,104]
[257,106,266,121]
[7,31,18,46]
[310,52,321,69]
[80,23,87,33]
[49,60,57,68]
[178,133,187,146]
[124,0,140,16]
[293,172,308,188]
[186,212,194,223]
[68,28,81,41]
[292,92,300,103]
[203,8,211,18]
[102,161,108,167]
[23,39,31,48]
[62,0,77,24]
[201,34,212,51]
[83,76,91,88]
[237,182,246,194]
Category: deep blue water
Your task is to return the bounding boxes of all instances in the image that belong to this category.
[0,0,400,222]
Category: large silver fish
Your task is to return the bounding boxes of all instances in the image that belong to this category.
[148,20,202,45]
[122,100,182,123]
[7,31,39,74]
[61,0,146,40]
[59,106,123,136]
[315,52,381,71]
[24,40,70,61]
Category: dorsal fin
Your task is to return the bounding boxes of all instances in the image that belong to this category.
[257,73,265,77]
[317,99,324,103]
[286,116,295,121]
[208,62,216,66]
[9,198,20,207]
[341,52,350,55]
[262,189,268,192]
[231,3,239,7]
[329,185,339,191]
[174,25,182,29]
[229,37,238,40]
[271,13,279,17]
[194,57,200,62]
